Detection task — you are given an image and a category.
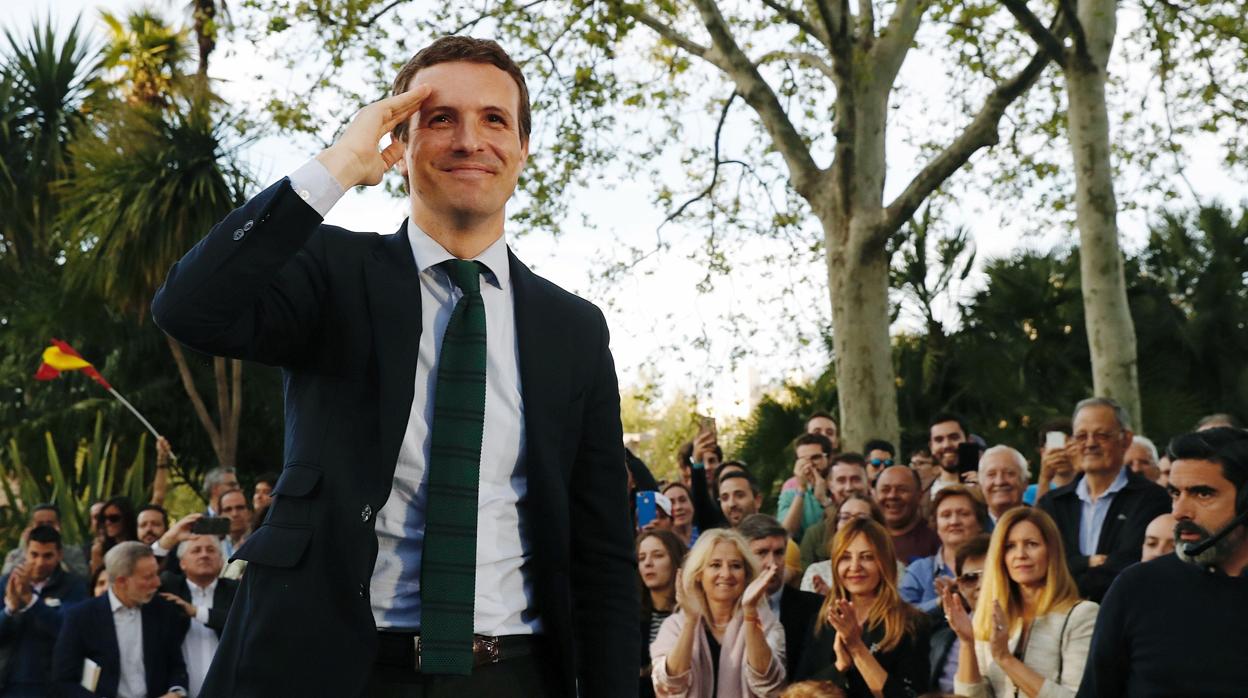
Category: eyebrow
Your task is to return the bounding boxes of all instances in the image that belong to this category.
[1167,484,1220,496]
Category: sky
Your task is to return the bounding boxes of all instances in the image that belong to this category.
[8,0,1243,419]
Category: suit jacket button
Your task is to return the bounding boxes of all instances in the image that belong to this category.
[232,228,245,241]
[361,504,372,522]
[243,219,254,231]
[359,584,366,598]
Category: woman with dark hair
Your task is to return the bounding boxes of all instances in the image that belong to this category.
[89,496,137,575]
[794,518,930,697]
[661,482,698,547]
[639,529,688,697]
[943,508,1098,697]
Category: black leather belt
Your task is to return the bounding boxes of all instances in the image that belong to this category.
[376,631,537,670]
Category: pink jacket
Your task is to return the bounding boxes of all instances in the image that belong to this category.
[650,606,787,698]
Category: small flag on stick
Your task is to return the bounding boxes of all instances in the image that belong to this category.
[34,338,113,390]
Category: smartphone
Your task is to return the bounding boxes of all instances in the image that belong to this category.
[635,491,657,528]
[191,516,231,536]
[696,414,715,434]
[1045,431,1067,450]
[956,442,983,474]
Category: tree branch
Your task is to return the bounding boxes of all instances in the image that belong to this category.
[857,0,876,49]
[869,0,927,88]
[634,10,716,64]
[807,0,846,68]
[1058,0,1090,64]
[1000,0,1067,66]
[685,0,823,196]
[164,334,223,464]
[661,92,739,228]
[880,45,1056,239]
[757,50,837,81]
[760,0,830,47]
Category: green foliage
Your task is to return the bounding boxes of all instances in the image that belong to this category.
[0,413,150,551]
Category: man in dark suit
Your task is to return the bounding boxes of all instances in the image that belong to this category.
[1037,397,1171,602]
[151,36,635,697]
[157,536,238,697]
[738,515,823,675]
[52,542,188,697]
[0,526,88,696]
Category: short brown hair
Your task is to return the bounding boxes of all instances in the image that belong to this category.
[390,36,531,143]
[929,484,990,531]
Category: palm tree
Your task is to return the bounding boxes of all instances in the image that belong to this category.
[61,9,253,470]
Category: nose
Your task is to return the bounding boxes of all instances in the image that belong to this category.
[450,119,484,152]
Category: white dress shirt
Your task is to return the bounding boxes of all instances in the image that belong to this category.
[289,159,538,637]
[183,578,219,698]
[108,589,147,698]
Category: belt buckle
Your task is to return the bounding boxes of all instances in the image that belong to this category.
[473,635,500,667]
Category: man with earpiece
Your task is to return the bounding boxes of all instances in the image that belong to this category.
[1077,426,1248,698]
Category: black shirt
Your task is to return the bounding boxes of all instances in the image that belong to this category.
[705,627,722,697]
[1077,553,1248,697]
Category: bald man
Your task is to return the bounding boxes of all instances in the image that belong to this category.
[1140,513,1176,562]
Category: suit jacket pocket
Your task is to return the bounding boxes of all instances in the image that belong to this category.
[232,523,312,569]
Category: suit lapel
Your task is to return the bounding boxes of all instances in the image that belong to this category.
[509,249,570,472]
[365,223,424,479]
[97,597,122,695]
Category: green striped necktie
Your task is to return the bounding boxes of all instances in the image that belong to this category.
[420,258,487,674]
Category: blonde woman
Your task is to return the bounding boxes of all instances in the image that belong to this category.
[794,518,929,697]
[942,508,1098,698]
[650,528,786,697]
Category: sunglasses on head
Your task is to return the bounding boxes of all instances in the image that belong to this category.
[957,570,983,585]
[869,458,894,467]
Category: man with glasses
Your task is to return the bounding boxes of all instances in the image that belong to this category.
[778,433,835,539]
[863,439,896,485]
[1037,397,1170,601]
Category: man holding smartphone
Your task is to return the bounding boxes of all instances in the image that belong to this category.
[928,413,971,499]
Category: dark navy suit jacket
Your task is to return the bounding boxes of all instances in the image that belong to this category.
[151,179,637,697]
[51,594,188,697]
[0,568,88,693]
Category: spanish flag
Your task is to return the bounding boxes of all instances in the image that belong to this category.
[34,339,113,390]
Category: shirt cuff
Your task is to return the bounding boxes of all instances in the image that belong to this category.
[288,158,346,218]
[151,540,170,557]
[194,606,210,625]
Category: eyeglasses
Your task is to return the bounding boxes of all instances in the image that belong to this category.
[836,512,867,523]
[97,513,122,524]
[869,458,894,467]
[957,570,983,586]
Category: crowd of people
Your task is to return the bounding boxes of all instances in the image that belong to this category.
[1,397,1246,697]
[0,449,276,697]
[630,400,1248,697]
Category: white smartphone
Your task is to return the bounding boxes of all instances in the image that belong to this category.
[1045,431,1067,450]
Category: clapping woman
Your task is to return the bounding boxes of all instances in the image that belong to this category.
[942,508,1098,697]
[794,518,930,697]
[650,528,786,697]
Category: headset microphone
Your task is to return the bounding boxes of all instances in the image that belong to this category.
[1181,509,1248,558]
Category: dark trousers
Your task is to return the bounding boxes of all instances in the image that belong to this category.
[365,647,552,697]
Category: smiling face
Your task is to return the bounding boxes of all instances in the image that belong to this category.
[1003,519,1049,588]
[1071,404,1132,477]
[637,535,674,592]
[98,505,126,540]
[835,533,883,598]
[980,452,1025,516]
[662,485,693,528]
[807,416,839,452]
[718,476,760,527]
[874,466,919,530]
[930,420,967,473]
[136,509,167,546]
[700,541,747,605]
[935,494,982,549]
[829,462,869,504]
[398,61,528,235]
[836,497,874,531]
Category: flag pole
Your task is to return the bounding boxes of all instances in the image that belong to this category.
[106,386,161,440]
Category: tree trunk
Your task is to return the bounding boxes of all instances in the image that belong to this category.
[165,333,241,468]
[824,217,901,451]
[1065,0,1142,428]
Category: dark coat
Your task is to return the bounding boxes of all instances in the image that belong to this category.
[151,178,637,697]
[0,568,88,693]
[158,572,239,637]
[51,594,188,698]
[794,613,931,698]
[778,585,824,678]
[1036,471,1171,602]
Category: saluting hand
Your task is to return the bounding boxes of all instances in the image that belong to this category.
[316,85,432,189]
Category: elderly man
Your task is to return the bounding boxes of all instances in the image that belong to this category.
[1124,435,1161,482]
[1078,427,1248,697]
[978,445,1029,525]
[0,526,88,695]
[53,542,188,698]
[1037,397,1170,601]
[876,465,940,563]
[159,536,239,698]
